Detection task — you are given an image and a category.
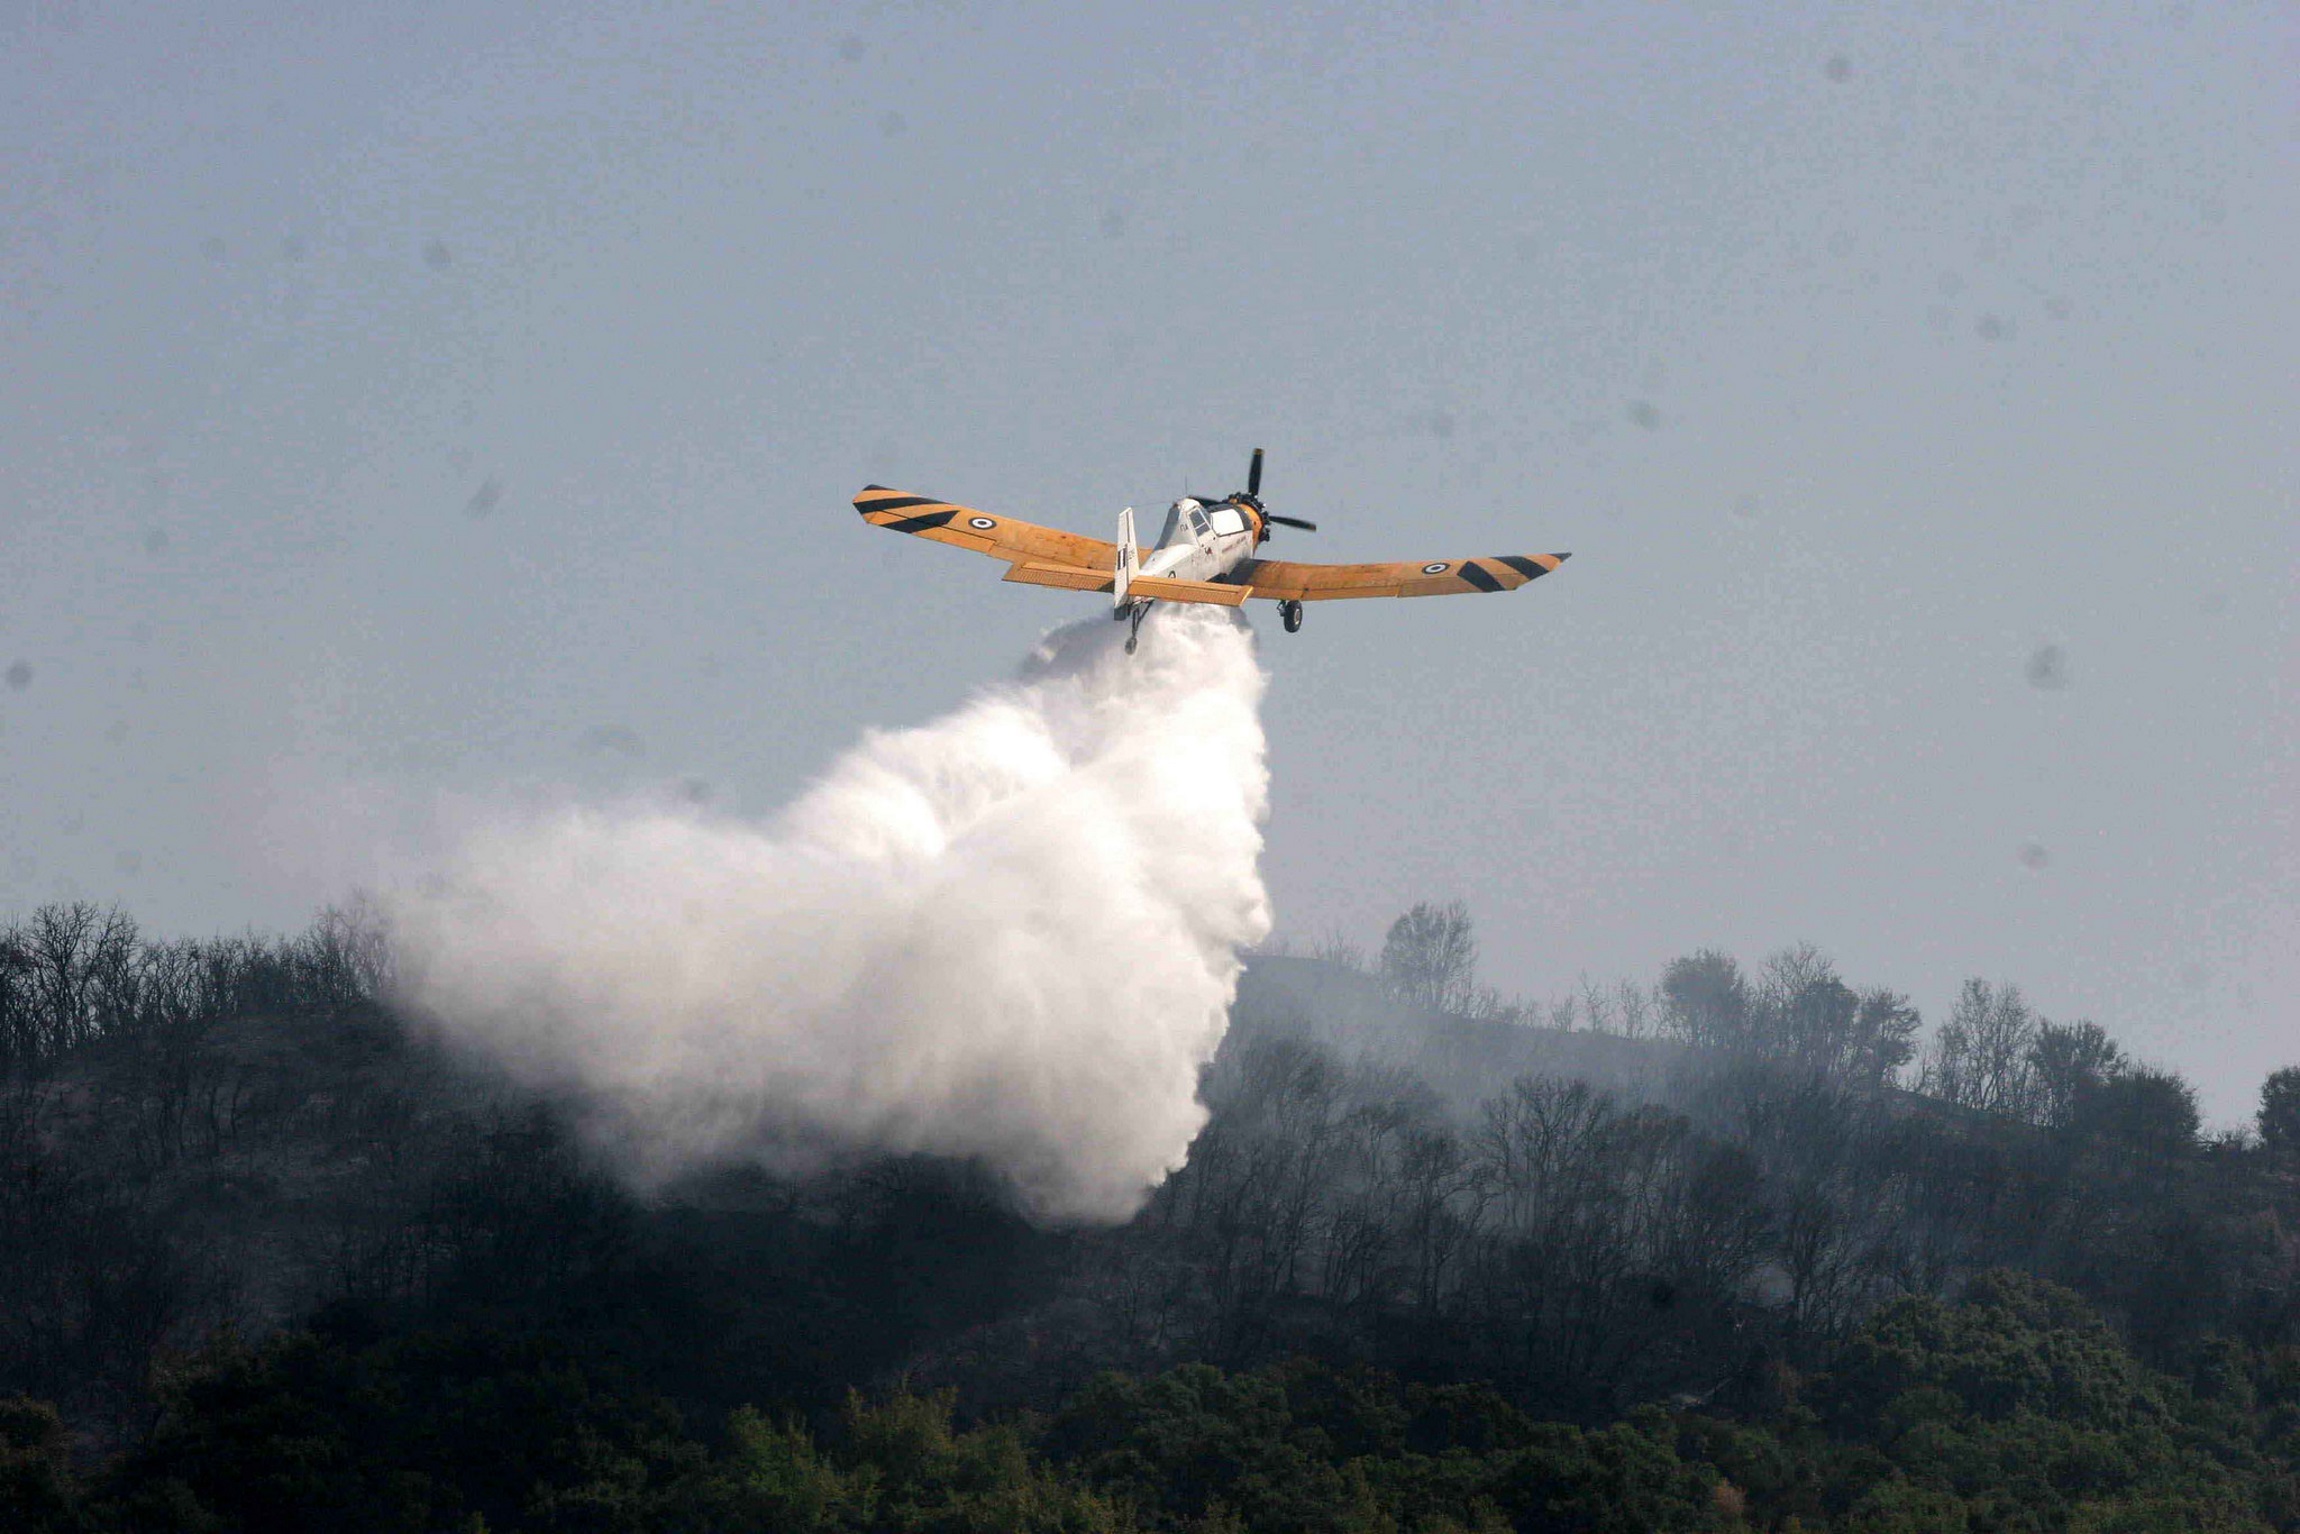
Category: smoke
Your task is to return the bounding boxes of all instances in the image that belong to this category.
[386,607,1271,1222]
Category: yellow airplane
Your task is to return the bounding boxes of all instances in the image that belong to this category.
[856,449,1571,652]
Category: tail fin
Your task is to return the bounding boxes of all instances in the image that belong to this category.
[1114,507,1138,609]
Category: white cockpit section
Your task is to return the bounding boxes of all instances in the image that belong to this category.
[1156,497,1252,550]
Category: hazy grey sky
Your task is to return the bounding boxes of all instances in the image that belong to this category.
[3,3,2292,1120]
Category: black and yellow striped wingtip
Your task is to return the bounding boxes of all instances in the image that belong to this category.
[1462,552,1572,592]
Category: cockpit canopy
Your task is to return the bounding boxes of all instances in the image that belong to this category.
[1157,498,1251,547]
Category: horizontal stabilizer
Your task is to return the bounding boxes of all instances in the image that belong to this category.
[1004,561,1114,592]
[1127,575,1251,607]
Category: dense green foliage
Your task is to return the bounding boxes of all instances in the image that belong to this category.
[6,1271,2298,1530]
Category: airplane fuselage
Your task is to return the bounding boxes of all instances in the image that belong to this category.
[1138,497,1261,584]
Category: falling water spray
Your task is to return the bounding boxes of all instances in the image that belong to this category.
[386,607,1270,1222]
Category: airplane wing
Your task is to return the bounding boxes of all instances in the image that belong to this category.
[858,485,1570,608]
[855,486,1122,570]
[1228,552,1571,601]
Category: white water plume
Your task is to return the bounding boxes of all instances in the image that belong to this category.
[387,607,1271,1222]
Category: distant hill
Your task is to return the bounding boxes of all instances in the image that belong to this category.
[1234,955,1690,1111]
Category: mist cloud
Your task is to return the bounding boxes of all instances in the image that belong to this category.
[387,607,1270,1222]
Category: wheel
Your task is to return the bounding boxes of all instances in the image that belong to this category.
[1280,600,1304,634]
[1124,634,1138,655]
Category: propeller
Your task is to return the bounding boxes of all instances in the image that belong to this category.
[1239,447,1319,534]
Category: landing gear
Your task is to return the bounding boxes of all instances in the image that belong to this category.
[1124,600,1148,655]
[1279,600,1304,634]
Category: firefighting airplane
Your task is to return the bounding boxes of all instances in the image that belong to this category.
[856,449,1571,652]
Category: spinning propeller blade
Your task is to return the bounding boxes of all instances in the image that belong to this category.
[1243,446,1314,533]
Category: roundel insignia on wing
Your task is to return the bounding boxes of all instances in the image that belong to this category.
[968,516,997,530]
[1421,562,1450,575]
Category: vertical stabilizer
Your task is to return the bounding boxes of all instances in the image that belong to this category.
[1114,507,1137,609]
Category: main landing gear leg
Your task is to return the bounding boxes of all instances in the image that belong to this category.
[1279,599,1304,634]
[1125,601,1149,655]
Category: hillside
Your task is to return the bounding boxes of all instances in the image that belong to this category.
[4,906,2298,1529]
